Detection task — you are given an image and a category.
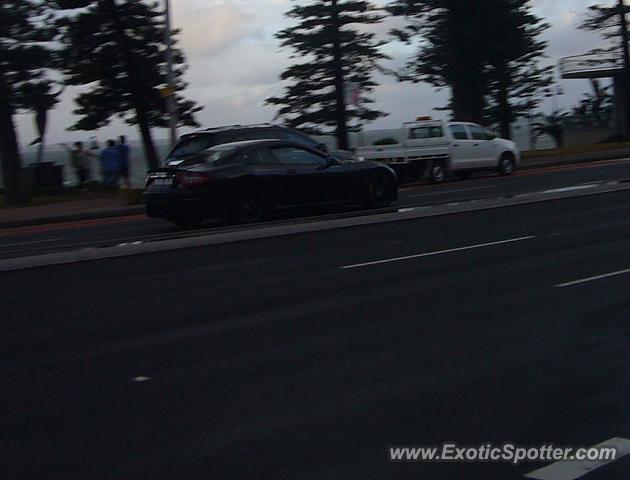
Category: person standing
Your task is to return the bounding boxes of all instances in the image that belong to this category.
[69,142,96,190]
[116,135,131,188]
[100,139,122,190]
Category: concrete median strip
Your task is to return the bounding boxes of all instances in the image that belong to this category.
[2,181,630,272]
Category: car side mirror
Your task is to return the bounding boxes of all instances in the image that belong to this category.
[317,157,336,170]
[317,142,328,153]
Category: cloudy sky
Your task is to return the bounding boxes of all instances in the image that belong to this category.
[16,0,610,147]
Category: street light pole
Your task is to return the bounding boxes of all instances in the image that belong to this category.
[618,0,630,136]
[164,0,178,148]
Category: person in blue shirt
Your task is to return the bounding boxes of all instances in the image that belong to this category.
[100,139,121,189]
[116,135,131,188]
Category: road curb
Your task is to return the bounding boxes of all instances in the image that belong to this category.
[0,205,145,229]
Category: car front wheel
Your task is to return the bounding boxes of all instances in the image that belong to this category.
[363,174,391,209]
[498,153,516,176]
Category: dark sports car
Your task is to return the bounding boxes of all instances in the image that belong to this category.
[144,139,398,227]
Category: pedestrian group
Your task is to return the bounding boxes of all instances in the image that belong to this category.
[69,136,131,190]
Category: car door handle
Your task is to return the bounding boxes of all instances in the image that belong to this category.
[473,143,480,147]
[453,144,459,147]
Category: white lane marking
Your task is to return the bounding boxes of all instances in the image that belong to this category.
[541,185,599,195]
[524,437,630,480]
[407,186,498,197]
[341,236,535,270]
[556,268,630,288]
[131,376,151,383]
[0,238,62,248]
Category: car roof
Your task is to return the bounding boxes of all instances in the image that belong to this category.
[208,139,312,151]
[183,123,289,137]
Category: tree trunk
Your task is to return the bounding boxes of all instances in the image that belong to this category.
[470,75,486,125]
[451,81,475,122]
[0,68,24,206]
[556,130,564,149]
[101,0,159,169]
[331,0,349,151]
[35,107,47,163]
[496,75,512,139]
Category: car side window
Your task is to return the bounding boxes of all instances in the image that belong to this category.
[244,148,278,165]
[409,126,443,139]
[273,147,328,166]
[285,131,319,149]
[469,125,487,141]
[449,125,469,140]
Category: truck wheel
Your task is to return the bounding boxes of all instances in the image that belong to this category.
[429,162,447,184]
[498,153,515,176]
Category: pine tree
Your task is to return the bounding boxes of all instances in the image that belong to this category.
[484,0,551,139]
[56,0,202,169]
[388,0,490,123]
[267,0,388,150]
[388,0,550,136]
[0,0,54,205]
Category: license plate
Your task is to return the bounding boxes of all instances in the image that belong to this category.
[152,178,173,186]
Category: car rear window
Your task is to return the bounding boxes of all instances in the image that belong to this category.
[170,134,216,158]
[169,132,235,157]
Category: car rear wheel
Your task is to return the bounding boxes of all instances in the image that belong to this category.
[363,174,391,209]
[498,153,515,176]
[230,182,266,223]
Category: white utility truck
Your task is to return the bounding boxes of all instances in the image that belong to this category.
[358,118,521,183]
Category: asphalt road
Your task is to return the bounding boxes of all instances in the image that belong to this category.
[3,157,630,260]
[3,188,630,479]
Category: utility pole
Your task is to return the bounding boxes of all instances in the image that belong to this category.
[618,0,630,135]
[164,0,178,148]
[331,0,349,151]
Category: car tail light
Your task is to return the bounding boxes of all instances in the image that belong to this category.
[176,172,210,188]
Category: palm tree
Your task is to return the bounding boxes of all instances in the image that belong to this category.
[533,110,567,149]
